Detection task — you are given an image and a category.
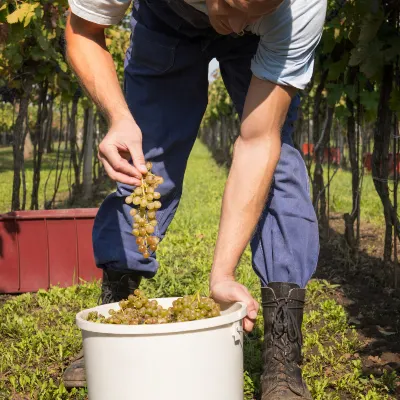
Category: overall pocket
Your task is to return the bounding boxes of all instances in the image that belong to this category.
[130,22,180,74]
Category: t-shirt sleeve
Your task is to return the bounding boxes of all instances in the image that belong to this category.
[250,0,327,90]
[68,0,132,25]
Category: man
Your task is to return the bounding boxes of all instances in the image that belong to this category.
[64,0,326,397]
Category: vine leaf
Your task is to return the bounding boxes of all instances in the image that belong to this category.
[360,90,379,112]
[350,39,383,79]
[358,11,384,43]
[349,46,367,67]
[37,35,49,51]
[328,54,349,81]
[326,83,344,106]
[6,3,39,25]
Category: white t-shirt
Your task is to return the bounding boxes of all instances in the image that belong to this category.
[68,0,327,89]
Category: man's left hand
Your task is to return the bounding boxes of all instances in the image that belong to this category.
[210,276,259,332]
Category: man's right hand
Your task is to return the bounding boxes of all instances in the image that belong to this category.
[205,0,284,34]
[206,0,248,34]
[98,117,148,187]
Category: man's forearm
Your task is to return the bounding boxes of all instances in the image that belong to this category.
[65,12,132,125]
[211,77,296,282]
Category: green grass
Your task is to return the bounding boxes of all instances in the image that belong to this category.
[0,141,397,399]
[325,167,386,226]
[0,145,76,213]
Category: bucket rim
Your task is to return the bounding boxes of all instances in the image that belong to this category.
[76,297,247,335]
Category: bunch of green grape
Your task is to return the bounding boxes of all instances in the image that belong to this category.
[86,289,221,325]
[125,162,163,258]
[171,295,221,322]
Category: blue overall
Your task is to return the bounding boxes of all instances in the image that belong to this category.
[92,0,319,288]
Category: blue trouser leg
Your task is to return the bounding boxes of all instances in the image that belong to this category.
[212,40,319,288]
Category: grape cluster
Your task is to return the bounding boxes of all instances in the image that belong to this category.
[125,162,163,258]
[171,294,221,322]
[86,289,221,325]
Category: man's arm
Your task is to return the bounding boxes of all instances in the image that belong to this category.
[210,76,296,332]
[65,12,147,186]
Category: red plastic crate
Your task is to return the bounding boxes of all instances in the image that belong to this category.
[0,208,102,294]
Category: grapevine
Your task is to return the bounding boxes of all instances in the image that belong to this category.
[125,162,164,257]
[86,289,221,325]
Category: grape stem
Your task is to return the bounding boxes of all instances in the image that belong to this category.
[141,177,145,197]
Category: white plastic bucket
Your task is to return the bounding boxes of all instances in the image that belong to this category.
[76,298,247,400]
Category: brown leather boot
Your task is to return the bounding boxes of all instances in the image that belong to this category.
[261,282,312,400]
[62,269,142,389]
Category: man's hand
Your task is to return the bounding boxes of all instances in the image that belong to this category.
[206,0,248,34]
[98,117,147,186]
[210,275,259,332]
[205,0,284,34]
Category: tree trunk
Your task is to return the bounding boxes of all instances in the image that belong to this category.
[45,96,54,154]
[92,113,98,183]
[11,85,31,211]
[312,70,328,229]
[312,69,328,215]
[69,90,81,196]
[314,106,334,233]
[344,67,359,251]
[372,65,393,263]
[21,121,30,211]
[0,103,6,146]
[82,106,94,200]
[97,112,107,180]
[30,81,49,210]
[45,103,68,209]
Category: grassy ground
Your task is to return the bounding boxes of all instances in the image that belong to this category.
[0,141,397,399]
[325,167,386,227]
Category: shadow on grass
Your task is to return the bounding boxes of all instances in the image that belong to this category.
[315,221,400,382]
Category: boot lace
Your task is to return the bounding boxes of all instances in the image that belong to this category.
[99,282,118,305]
[267,297,303,388]
[98,274,128,305]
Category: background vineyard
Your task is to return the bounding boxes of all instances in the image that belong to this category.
[1,1,400,399]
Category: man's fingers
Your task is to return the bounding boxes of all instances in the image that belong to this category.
[244,298,259,332]
[243,316,255,333]
[244,295,258,322]
[247,299,259,320]
[228,15,247,34]
[128,142,148,175]
[209,280,259,333]
[100,153,142,186]
[99,143,142,179]
[209,16,233,34]
[229,285,259,331]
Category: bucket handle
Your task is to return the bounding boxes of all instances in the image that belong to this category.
[232,325,243,346]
